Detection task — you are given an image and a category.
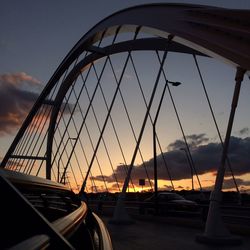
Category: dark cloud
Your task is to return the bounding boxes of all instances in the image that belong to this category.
[0,72,75,136]
[159,136,250,180]
[204,178,250,190]
[167,133,209,151]
[0,72,41,136]
[90,165,130,183]
[186,134,209,148]
[91,135,250,184]
[90,174,114,183]
[167,139,185,151]
[226,178,250,189]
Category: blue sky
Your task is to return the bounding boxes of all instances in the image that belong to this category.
[0,0,250,192]
[1,0,250,83]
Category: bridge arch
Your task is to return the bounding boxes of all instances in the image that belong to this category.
[1,3,249,245]
[1,3,249,189]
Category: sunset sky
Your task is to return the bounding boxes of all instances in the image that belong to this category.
[1,0,250,193]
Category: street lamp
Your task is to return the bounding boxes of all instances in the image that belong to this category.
[167,80,182,87]
[180,147,194,190]
[57,137,77,183]
[153,79,182,214]
[167,80,203,192]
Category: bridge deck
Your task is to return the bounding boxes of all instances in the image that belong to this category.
[101,215,250,250]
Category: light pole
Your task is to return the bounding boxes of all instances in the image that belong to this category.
[57,137,77,183]
[180,147,194,190]
[167,81,182,87]
[153,80,181,214]
[110,49,169,224]
[165,76,203,192]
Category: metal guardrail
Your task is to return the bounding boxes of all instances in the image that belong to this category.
[0,169,113,249]
[8,206,114,250]
[92,213,113,250]
[53,201,87,237]
[0,168,69,191]
[88,199,250,223]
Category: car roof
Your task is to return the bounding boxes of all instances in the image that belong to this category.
[159,192,181,195]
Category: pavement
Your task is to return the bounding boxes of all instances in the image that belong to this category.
[101,215,250,250]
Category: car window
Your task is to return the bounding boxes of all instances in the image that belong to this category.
[171,193,185,200]
[158,193,185,201]
[158,194,166,201]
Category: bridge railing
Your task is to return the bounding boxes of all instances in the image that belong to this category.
[88,199,250,223]
[0,169,113,249]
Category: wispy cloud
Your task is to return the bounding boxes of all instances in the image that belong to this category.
[0,72,40,86]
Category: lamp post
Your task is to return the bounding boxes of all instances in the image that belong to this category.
[110,49,173,224]
[153,80,181,214]
[180,147,194,190]
[167,81,182,87]
[57,137,77,183]
[167,78,203,193]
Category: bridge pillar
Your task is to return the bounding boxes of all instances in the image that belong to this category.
[196,67,245,246]
[109,192,134,225]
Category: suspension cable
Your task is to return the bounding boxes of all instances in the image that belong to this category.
[14,105,46,171]
[91,65,136,192]
[56,30,112,186]
[14,66,70,172]
[58,53,110,187]
[80,51,132,192]
[193,54,240,194]
[83,81,121,191]
[58,72,102,192]
[35,68,71,175]
[50,31,106,191]
[25,105,53,174]
[155,51,203,191]
[129,53,175,190]
[20,105,49,172]
[108,57,153,190]
[120,43,169,196]
[80,27,129,192]
[53,64,94,184]
[50,71,81,169]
